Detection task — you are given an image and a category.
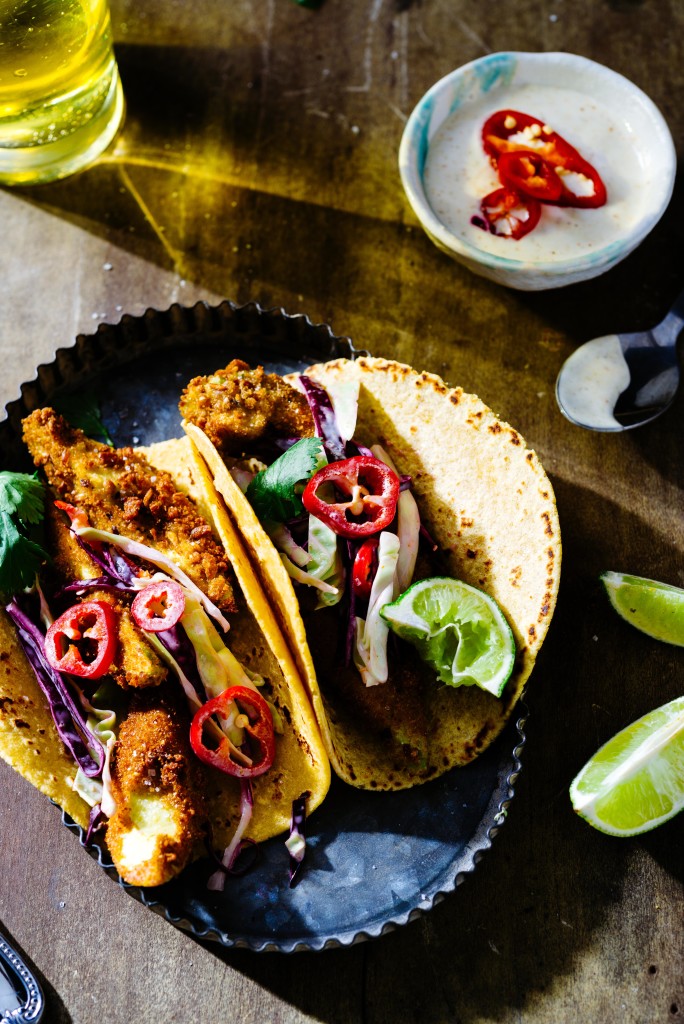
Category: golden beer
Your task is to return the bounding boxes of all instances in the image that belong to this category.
[0,0,124,184]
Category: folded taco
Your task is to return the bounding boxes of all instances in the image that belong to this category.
[0,409,329,888]
[180,357,561,791]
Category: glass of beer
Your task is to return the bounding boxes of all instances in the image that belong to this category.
[0,0,125,185]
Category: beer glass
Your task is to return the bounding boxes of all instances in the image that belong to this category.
[0,0,124,185]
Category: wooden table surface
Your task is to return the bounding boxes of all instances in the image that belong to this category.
[1,2,683,1021]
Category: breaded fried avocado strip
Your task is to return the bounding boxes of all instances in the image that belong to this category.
[106,687,205,887]
[22,408,236,616]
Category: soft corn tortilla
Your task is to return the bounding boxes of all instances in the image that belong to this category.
[142,437,331,844]
[0,609,91,829]
[184,357,562,791]
[0,437,330,870]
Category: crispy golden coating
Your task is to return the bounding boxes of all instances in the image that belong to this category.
[45,503,168,689]
[22,408,236,614]
[106,689,206,887]
[179,359,314,457]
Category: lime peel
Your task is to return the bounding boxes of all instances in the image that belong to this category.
[601,571,684,646]
[380,576,516,698]
[570,696,684,836]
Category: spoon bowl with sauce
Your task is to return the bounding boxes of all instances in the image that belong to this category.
[555,289,684,431]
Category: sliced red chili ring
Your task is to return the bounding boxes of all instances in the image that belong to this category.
[552,154,607,209]
[352,536,380,601]
[479,186,541,240]
[482,109,607,209]
[44,600,117,679]
[497,149,562,202]
[190,685,275,779]
[131,579,186,632]
[302,455,400,539]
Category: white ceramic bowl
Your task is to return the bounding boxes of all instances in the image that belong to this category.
[399,52,676,291]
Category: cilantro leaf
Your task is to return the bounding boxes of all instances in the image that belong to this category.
[0,472,45,525]
[54,392,113,446]
[246,438,326,523]
[0,510,48,600]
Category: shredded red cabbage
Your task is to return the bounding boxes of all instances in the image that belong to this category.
[62,528,141,597]
[5,598,104,777]
[288,793,308,887]
[85,803,106,844]
[203,835,261,877]
[273,437,302,453]
[299,376,346,462]
[58,575,134,598]
[344,585,357,668]
[156,623,207,702]
[227,839,260,876]
[345,439,374,459]
[419,523,439,552]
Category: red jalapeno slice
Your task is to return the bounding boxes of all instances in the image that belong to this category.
[552,153,607,209]
[190,685,275,778]
[497,149,562,202]
[352,536,380,601]
[44,600,117,679]
[302,455,400,538]
[131,579,186,632]
[479,187,541,240]
[482,109,607,209]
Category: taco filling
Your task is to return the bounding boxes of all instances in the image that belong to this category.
[0,410,329,887]
[180,357,561,791]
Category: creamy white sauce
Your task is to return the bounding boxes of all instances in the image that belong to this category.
[556,334,630,430]
[423,84,653,263]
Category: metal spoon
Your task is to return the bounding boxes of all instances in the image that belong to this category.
[555,288,684,431]
[0,933,44,1023]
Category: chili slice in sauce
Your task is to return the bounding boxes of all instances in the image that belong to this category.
[190,685,275,778]
[302,455,400,539]
[482,109,607,209]
[44,600,117,679]
[479,186,541,240]
[497,150,562,202]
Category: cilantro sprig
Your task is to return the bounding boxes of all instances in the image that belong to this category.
[246,438,326,523]
[0,472,49,600]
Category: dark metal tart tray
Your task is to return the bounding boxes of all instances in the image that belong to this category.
[1,301,527,953]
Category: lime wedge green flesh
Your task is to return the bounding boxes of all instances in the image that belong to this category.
[380,576,516,697]
[601,571,684,646]
[570,696,684,837]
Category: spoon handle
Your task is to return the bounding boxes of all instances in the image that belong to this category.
[0,934,44,1024]
[653,286,684,345]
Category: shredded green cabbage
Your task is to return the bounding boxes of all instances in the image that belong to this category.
[353,531,400,686]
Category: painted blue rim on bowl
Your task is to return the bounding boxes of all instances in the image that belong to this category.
[399,51,677,279]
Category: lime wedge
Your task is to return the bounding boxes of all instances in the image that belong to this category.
[380,576,516,697]
[570,697,684,837]
[601,571,684,646]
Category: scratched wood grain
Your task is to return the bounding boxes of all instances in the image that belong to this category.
[1,1,683,1022]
